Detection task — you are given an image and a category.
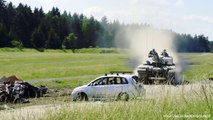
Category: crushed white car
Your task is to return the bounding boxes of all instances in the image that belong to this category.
[71,73,145,101]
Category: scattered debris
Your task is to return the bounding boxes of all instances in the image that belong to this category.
[0,75,48,103]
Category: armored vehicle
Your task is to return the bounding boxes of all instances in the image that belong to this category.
[137,49,181,85]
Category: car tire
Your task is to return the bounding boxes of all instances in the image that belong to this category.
[76,92,88,101]
[118,92,129,101]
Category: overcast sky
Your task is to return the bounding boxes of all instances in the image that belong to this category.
[7,0,213,41]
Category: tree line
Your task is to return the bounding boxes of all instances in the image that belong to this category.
[0,0,212,52]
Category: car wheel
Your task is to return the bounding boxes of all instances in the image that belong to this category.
[76,92,88,101]
[118,92,129,101]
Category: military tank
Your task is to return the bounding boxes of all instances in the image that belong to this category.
[137,49,181,85]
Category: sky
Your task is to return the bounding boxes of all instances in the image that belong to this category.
[7,0,213,41]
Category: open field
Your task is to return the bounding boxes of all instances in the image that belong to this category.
[0,48,212,120]
[0,48,212,88]
[180,53,213,82]
[0,48,128,88]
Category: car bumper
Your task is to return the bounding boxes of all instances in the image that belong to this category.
[71,92,78,101]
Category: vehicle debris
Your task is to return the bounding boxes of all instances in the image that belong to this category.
[0,75,48,103]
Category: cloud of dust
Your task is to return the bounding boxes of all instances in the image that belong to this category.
[114,26,187,81]
[115,26,176,64]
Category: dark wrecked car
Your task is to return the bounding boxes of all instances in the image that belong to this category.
[0,75,48,103]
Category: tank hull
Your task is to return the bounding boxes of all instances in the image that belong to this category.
[137,65,176,85]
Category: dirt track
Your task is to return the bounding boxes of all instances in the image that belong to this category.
[0,80,212,120]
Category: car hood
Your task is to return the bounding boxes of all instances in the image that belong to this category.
[72,85,88,92]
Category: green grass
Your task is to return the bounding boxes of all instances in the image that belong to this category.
[45,100,211,120]
[0,48,129,88]
[180,53,213,82]
[43,85,212,120]
[0,48,213,88]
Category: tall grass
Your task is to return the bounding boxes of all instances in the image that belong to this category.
[2,84,211,120]
[43,84,212,120]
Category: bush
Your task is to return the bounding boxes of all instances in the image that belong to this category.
[11,39,23,50]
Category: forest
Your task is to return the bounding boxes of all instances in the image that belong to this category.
[0,0,212,52]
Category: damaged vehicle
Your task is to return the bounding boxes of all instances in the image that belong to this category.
[71,73,145,101]
[0,75,48,103]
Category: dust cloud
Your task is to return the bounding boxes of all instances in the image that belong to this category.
[115,26,176,65]
[114,26,187,79]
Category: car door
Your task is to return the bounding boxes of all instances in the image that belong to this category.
[107,77,123,98]
[91,77,124,99]
[88,77,109,99]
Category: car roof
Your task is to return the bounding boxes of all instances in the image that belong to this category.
[87,73,137,85]
[97,73,134,80]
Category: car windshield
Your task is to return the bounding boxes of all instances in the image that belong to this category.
[132,76,139,84]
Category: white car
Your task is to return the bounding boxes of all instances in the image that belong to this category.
[71,73,145,101]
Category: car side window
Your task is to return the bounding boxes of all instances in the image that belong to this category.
[119,77,128,84]
[108,77,116,85]
[92,77,129,86]
[109,77,128,85]
[116,77,122,84]
[92,77,108,86]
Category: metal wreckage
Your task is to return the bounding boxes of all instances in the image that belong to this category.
[0,75,48,103]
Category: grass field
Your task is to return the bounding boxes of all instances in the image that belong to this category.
[0,48,213,88]
[180,53,213,81]
[0,48,129,88]
[0,48,212,120]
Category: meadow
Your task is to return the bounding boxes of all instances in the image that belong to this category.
[0,48,128,88]
[0,48,212,88]
[0,48,212,120]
